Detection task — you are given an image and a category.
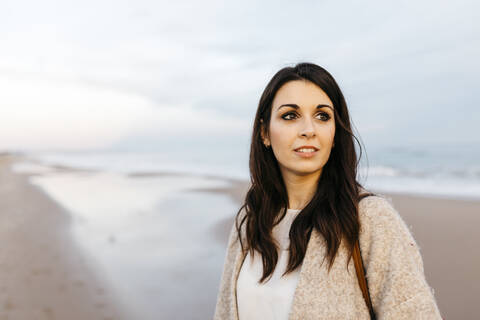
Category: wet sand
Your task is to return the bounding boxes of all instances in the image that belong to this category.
[1,154,239,320]
[1,153,479,319]
[0,155,129,320]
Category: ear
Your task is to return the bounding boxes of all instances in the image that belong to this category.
[260,118,270,146]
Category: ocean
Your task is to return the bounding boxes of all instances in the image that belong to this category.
[7,142,479,318]
[15,142,480,201]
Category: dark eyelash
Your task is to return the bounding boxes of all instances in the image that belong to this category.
[281,112,296,120]
[319,112,331,121]
[281,112,331,121]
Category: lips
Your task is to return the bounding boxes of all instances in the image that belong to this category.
[294,146,319,151]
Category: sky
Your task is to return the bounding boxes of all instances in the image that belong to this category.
[0,0,478,152]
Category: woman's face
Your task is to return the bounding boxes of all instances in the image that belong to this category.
[261,80,336,180]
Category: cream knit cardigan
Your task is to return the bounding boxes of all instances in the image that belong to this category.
[213,195,442,319]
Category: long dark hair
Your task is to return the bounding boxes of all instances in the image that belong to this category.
[235,62,375,283]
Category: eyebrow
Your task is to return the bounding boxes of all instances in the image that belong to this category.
[277,103,334,112]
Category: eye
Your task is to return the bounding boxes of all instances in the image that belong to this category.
[281,112,297,120]
[316,112,331,121]
[281,111,331,121]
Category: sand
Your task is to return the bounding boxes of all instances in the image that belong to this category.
[0,155,129,320]
[0,153,478,319]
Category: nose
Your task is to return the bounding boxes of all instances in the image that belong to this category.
[299,117,316,138]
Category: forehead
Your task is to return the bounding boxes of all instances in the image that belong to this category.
[272,80,333,109]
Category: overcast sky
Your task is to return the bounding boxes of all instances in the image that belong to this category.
[1,0,478,152]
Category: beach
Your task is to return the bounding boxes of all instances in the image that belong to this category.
[0,153,478,319]
[0,155,129,320]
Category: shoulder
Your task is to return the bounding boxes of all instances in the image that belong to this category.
[359,194,397,220]
[357,195,442,317]
[358,194,411,238]
[358,194,424,271]
[357,187,401,224]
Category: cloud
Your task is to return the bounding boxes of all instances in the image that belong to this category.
[0,0,478,151]
[0,74,157,150]
[0,71,253,151]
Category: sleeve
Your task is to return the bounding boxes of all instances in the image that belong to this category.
[359,196,443,320]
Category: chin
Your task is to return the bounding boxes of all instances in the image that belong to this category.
[291,167,323,176]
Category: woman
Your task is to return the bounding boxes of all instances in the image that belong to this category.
[214,63,442,319]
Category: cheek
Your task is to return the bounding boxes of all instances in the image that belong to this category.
[269,120,335,149]
[320,123,335,145]
[269,122,294,146]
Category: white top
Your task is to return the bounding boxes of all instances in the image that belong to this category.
[236,208,302,320]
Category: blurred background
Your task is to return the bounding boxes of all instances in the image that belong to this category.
[0,0,478,319]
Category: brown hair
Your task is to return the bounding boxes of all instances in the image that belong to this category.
[235,62,374,283]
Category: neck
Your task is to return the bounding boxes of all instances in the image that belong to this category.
[281,169,321,210]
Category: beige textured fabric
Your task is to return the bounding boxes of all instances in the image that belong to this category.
[213,195,442,320]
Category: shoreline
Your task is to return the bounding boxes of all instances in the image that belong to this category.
[0,155,130,320]
[2,154,242,320]
[2,153,479,319]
